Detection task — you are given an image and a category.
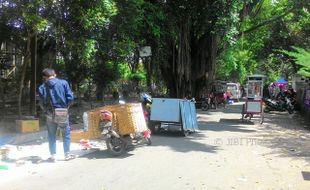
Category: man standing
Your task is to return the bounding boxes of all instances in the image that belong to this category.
[38,68,74,162]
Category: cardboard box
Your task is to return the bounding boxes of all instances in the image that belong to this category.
[16,120,40,133]
[70,130,90,142]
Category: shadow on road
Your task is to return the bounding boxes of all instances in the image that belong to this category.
[241,111,310,163]
[80,149,134,159]
[197,102,310,163]
[198,119,257,133]
[302,171,310,181]
[79,131,220,158]
[252,124,310,163]
[151,132,220,154]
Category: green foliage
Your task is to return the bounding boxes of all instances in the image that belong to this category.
[217,44,257,83]
[281,47,310,77]
[217,28,262,83]
[213,0,241,45]
[117,62,146,87]
[47,0,119,87]
[81,0,117,30]
[0,0,48,42]
[93,60,120,89]
[114,38,136,58]
[129,72,146,82]
[117,62,131,80]
[217,0,309,85]
[263,54,283,83]
[141,2,166,39]
[83,39,97,60]
[1,0,309,98]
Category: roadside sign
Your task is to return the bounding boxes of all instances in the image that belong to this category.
[139,46,152,57]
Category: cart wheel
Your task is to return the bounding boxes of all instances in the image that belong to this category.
[260,113,264,124]
[182,130,189,137]
[241,104,245,121]
[181,124,190,137]
[149,121,160,134]
[249,114,253,120]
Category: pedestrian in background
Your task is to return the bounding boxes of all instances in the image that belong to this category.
[38,68,74,162]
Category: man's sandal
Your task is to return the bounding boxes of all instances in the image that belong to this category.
[64,154,76,161]
[47,157,56,163]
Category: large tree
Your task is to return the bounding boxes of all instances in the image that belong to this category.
[216,0,309,84]
[141,0,241,97]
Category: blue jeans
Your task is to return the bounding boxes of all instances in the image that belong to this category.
[46,118,71,156]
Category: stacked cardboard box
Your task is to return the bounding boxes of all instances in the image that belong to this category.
[70,103,147,142]
[71,111,102,142]
[16,120,40,133]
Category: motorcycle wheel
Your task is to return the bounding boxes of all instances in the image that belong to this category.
[263,107,270,113]
[145,137,152,145]
[287,107,294,114]
[212,100,217,109]
[106,136,126,156]
[201,104,209,111]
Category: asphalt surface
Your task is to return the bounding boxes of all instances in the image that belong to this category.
[1,102,310,190]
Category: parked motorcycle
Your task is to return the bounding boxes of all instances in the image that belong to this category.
[263,97,294,114]
[285,88,298,110]
[200,95,217,110]
[201,92,226,110]
[99,109,151,156]
[201,97,210,111]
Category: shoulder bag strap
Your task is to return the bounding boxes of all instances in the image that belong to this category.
[44,83,55,115]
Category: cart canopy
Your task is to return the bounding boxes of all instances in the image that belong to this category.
[274,78,288,85]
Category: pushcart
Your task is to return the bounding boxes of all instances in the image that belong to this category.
[149,98,198,136]
[241,74,265,124]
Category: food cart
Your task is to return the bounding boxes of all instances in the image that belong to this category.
[226,82,241,101]
[241,74,266,124]
[149,98,198,136]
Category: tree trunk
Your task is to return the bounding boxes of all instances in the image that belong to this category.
[161,28,219,99]
[0,42,5,117]
[29,33,37,116]
[18,35,31,119]
[173,19,191,98]
[96,84,104,101]
[0,73,4,118]
[145,57,152,93]
[191,33,219,97]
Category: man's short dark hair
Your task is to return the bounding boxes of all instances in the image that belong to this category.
[42,68,55,77]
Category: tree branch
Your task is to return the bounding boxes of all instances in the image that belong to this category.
[240,7,294,36]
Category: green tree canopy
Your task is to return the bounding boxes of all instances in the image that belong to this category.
[282,47,310,77]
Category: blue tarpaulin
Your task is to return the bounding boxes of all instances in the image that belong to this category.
[180,101,198,132]
[274,78,288,84]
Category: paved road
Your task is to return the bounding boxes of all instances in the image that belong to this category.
[1,103,310,190]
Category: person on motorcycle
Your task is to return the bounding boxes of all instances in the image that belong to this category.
[140,93,152,123]
[275,86,287,109]
[226,90,232,104]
